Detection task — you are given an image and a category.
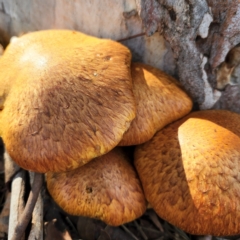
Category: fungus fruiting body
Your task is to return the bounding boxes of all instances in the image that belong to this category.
[119,62,192,146]
[0,30,136,172]
[47,148,146,226]
[135,110,240,236]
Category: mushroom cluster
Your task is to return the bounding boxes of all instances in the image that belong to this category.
[0,29,199,230]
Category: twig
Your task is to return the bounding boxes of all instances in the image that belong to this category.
[117,32,146,42]
[28,172,43,240]
[141,226,161,234]
[10,172,43,240]
[121,224,139,240]
[172,225,191,240]
[133,221,148,240]
[147,210,164,232]
[8,169,25,240]
[65,216,79,237]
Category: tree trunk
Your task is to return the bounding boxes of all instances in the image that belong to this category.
[137,0,240,112]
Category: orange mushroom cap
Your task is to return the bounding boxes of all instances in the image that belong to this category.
[47,147,146,226]
[119,62,192,146]
[135,110,240,236]
[0,30,136,172]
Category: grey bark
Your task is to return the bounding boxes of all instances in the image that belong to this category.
[137,0,240,112]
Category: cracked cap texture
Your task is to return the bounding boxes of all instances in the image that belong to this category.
[0,30,136,172]
[46,147,147,226]
[134,110,240,236]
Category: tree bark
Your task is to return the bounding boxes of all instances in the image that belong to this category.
[136,0,240,112]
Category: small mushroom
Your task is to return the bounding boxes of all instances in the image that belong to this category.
[46,147,146,226]
[119,62,192,146]
[134,110,240,236]
[0,30,136,172]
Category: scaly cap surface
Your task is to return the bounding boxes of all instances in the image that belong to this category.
[47,147,146,226]
[0,30,136,172]
[119,63,192,146]
[135,110,240,235]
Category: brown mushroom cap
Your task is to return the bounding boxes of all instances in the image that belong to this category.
[118,62,192,146]
[0,30,136,172]
[46,147,146,226]
[134,110,240,236]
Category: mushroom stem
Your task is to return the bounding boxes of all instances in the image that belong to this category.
[11,172,43,240]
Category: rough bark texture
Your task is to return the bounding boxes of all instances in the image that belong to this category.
[136,0,240,112]
[136,0,209,104]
